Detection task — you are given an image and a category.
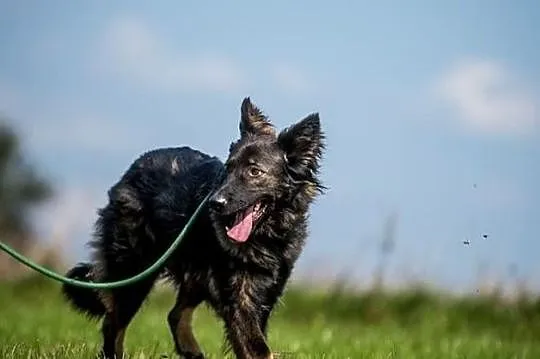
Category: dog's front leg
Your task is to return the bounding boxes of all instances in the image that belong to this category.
[223,305,273,359]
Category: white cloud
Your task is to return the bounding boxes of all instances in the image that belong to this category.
[100,16,247,94]
[435,58,539,136]
[97,16,320,98]
[270,63,317,97]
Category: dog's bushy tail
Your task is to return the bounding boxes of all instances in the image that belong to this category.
[62,263,106,318]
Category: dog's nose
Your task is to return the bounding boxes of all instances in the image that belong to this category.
[209,195,227,211]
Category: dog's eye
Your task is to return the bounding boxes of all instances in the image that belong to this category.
[247,167,263,177]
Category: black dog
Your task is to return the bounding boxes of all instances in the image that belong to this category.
[62,97,325,359]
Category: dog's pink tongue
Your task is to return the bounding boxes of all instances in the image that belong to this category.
[227,206,255,242]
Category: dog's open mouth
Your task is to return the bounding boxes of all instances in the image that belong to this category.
[225,202,265,243]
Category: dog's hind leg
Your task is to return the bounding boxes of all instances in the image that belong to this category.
[100,279,156,359]
[167,289,205,359]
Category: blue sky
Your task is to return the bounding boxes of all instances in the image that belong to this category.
[1,1,539,292]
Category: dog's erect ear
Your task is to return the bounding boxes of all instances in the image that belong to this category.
[278,113,324,178]
[239,97,276,138]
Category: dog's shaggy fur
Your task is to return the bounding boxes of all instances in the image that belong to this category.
[62,98,325,359]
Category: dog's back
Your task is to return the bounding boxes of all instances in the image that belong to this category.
[62,146,223,315]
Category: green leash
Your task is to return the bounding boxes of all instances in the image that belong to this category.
[0,193,211,289]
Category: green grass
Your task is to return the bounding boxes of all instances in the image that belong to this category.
[1,277,540,358]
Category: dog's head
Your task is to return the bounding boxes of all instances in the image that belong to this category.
[209,97,325,243]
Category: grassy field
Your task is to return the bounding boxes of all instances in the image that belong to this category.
[1,277,539,358]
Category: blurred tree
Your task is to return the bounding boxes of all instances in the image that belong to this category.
[0,119,52,249]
